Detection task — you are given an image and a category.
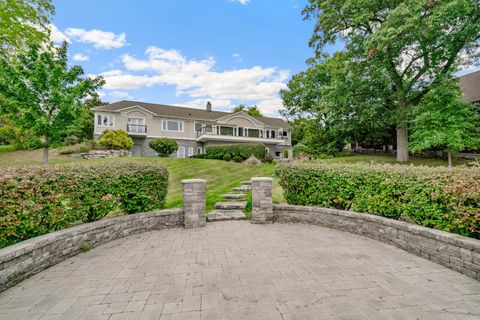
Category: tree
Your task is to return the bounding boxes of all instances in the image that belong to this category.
[232,104,263,117]
[410,81,480,167]
[0,0,54,57]
[302,0,480,162]
[0,42,104,164]
[148,138,178,157]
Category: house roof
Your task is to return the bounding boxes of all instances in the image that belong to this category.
[93,100,293,129]
[459,70,480,103]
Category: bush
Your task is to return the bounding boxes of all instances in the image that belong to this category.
[64,135,79,146]
[148,138,178,157]
[233,155,242,162]
[98,130,133,150]
[276,163,480,238]
[223,154,232,161]
[283,149,289,158]
[293,144,310,158]
[205,143,266,160]
[59,143,91,155]
[194,153,207,159]
[0,162,169,248]
[263,153,274,163]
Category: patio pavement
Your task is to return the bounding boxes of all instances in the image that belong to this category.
[0,221,479,320]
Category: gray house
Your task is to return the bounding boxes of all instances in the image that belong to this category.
[92,100,292,158]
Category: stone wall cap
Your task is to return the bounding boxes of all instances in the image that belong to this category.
[181,179,207,183]
[251,177,273,182]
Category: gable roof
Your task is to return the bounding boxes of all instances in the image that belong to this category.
[459,70,480,103]
[92,100,292,129]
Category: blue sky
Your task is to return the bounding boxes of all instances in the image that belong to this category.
[50,0,339,116]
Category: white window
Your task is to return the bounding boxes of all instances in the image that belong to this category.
[97,114,114,127]
[195,122,213,133]
[197,147,203,154]
[128,117,145,133]
[177,147,186,158]
[162,120,184,132]
[188,147,194,157]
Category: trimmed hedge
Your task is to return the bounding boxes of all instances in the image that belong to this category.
[0,162,169,248]
[149,138,178,157]
[205,144,266,161]
[276,163,480,238]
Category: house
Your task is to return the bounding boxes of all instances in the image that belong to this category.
[92,100,292,158]
[459,70,480,104]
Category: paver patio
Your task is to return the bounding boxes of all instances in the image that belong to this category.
[0,221,479,320]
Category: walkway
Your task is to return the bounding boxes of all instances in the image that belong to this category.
[1,222,479,320]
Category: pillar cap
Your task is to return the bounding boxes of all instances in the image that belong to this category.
[251,177,273,182]
[181,179,207,184]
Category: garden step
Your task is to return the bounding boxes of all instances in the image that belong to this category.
[222,193,247,200]
[215,202,247,210]
[232,186,251,192]
[242,181,252,186]
[207,210,246,222]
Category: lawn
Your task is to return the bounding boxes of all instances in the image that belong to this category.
[0,149,284,211]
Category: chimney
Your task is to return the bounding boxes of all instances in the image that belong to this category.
[206,101,212,112]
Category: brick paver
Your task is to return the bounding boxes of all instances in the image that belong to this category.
[1,222,479,320]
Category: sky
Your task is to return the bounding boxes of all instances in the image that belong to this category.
[50,0,339,116]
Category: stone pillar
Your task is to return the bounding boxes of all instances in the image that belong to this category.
[182,179,206,228]
[251,177,273,224]
[288,149,293,160]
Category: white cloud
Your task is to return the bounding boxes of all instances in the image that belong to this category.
[65,28,127,49]
[232,53,243,63]
[98,46,289,115]
[232,0,250,4]
[49,24,70,44]
[72,53,89,61]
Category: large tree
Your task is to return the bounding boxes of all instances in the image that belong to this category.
[232,104,263,117]
[302,0,480,161]
[0,43,104,164]
[0,0,54,57]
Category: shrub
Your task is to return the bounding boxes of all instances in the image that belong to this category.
[148,138,178,157]
[276,163,480,238]
[245,155,262,166]
[194,153,207,159]
[205,143,266,160]
[98,130,133,150]
[223,154,232,161]
[233,155,242,163]
[293,144,310,158]
[59,143,91,155]
[283,149,289,158]
[0,162,169,248]
[64,135,79,146]
[263,153,274,163]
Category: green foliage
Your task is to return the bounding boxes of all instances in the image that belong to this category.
[263,153,274,163]
[283,150,289,158]
[0,43,104,164]
[277,163,480,238]
[205,144,266,160]
[0,162,169,247]
[410,82,480,160]
[244,191,252,220]
[232,104,263,117]
[0,0,54,57]
[223,154,232,161]
[293,144,310,158]
[64,135,79,146]
[80,243,91,252]
[233,155,242,163]
[98,130,133,150]
[148,138,178,157]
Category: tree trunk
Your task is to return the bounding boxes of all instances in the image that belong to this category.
[396,127,409,162]
[43,135,49,165]
[447,149,453,168]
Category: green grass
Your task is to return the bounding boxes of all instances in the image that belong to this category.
[0,145,16,153]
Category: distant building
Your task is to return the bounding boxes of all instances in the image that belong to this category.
[459,70,480,104]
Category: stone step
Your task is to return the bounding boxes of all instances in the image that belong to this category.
[232,186,251,193]
[242,181,252,186]
[215,202,247,210]
[222,193,246,200]
[207,210,246,222]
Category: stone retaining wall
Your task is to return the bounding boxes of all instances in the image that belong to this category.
[273,204,480,280]
[0,209,183,292]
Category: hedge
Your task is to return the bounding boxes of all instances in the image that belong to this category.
[276,163,480,238]
[0,162,169,247]
[205,144,266,160]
